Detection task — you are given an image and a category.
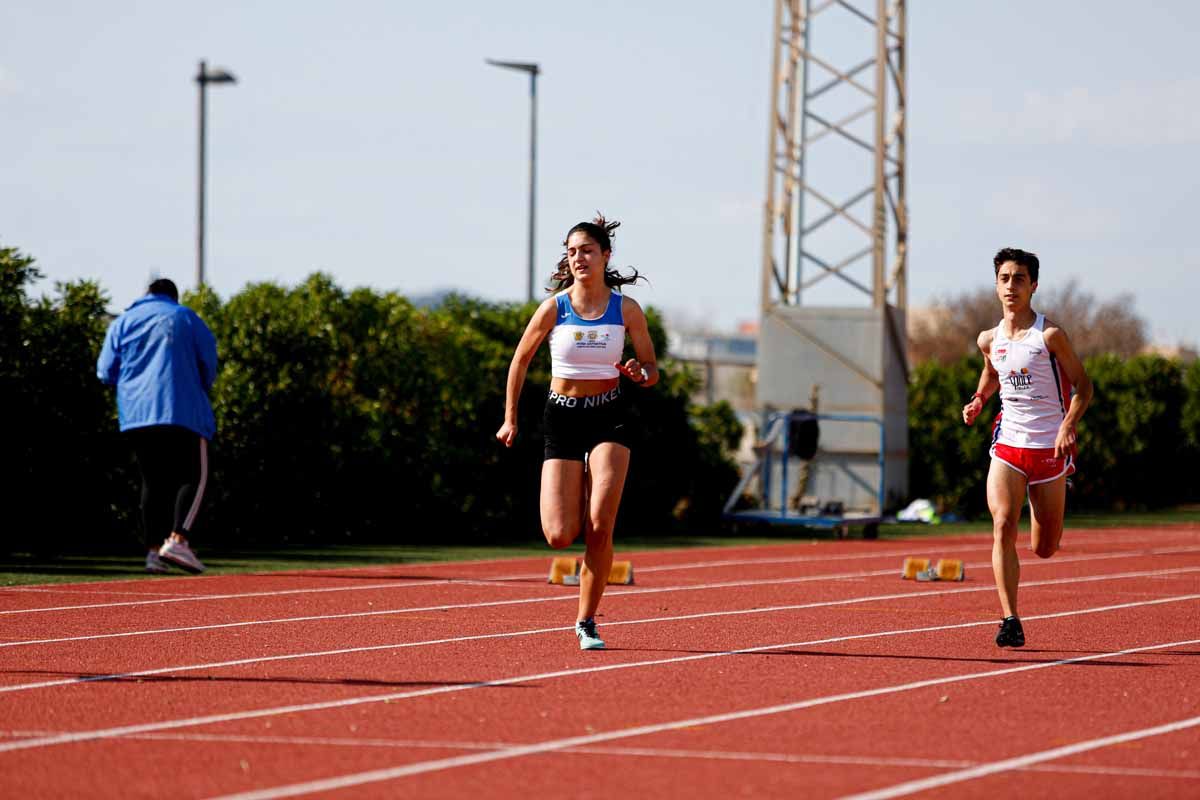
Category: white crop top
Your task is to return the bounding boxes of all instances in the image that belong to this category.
[547,290,625,379]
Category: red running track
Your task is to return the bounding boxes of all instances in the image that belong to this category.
[1,526,1198,799]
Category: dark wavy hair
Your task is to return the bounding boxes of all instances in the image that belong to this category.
[548,213,646,292]
[993,247,1040,283]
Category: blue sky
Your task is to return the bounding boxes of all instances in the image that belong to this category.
[3,1,1198,345]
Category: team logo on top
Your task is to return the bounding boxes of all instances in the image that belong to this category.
[587,331,598,341]
[574,331,584,341]
[1007,367,1032,390]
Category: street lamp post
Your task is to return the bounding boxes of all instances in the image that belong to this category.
[485,59,540,303]
[195,60,237,289]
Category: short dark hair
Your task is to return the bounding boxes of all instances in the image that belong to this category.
[147,278,179,302]
[993,248,1039,283]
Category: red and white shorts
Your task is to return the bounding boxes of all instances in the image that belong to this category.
[990,443,1075,485]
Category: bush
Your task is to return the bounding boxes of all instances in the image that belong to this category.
[909,353,1198,517]
[0,256,747,552]
[1074,354,1187,510]
[1,247,136,553]
[907,356,992,516]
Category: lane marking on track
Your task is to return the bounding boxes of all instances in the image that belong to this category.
[0,580,458,615]
[633,543,1200,574]
[3,531,1194,614]
[841,714,1200,800]
[4,547,1199,649]
[202,638,1200,800]
[2,571,1198,695]
[3,729,1198,782]
[0,587,200,598]
[0,594,1196,755]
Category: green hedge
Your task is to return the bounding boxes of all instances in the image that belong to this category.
[908,354,1200,516]
[2,248,743,552]
[9,238,1197,552]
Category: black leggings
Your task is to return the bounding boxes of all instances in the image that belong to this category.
[125,425,209,548]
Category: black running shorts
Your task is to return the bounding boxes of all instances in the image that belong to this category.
[542,386,639,461]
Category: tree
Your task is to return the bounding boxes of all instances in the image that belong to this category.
[1,246,133,552]
[909,279,1148,364]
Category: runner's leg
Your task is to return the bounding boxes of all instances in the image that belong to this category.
[540,459,586,549]
[988,457,1028,618]
[1028,474,1068,559]
[576,442,630,622]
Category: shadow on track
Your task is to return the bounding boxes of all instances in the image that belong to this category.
[616,648,1166,668]
[4,671,540,689]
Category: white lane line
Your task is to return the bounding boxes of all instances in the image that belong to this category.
[203,638,1200,800]
[2,569,1197,695]
[635,543,1200,574]
[3,530,1194,614]
[1,594,1196,756]
[572,745,1200,781]
[841,714,1200,800]
[0,587,199,598]
[5,547,1199,649]
[0,580,457,615]
[4,729,1197,781]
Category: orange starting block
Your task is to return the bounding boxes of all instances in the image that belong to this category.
[548,557,634,585]
[902,557,965,582]
[608,561,634,585]
[548,557,578,584]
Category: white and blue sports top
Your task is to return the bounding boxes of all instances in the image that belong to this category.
[547,290,626,379]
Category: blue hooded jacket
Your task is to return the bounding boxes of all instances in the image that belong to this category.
[96,293,218,439]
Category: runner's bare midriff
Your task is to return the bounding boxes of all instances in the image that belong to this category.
[550,377,620,397]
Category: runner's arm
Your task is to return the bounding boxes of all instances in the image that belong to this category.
[1044,324,1093,458]
[963,329,999,426]
[496,299,557,447]
[616,296,659,387]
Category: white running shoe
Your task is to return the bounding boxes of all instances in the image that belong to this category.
[145,550,171,574]
[158,538,206,574]
[575,618,605,650]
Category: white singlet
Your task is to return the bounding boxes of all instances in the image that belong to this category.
[989,313,1071,449]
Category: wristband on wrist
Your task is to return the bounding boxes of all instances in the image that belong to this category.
[971,392,986,403]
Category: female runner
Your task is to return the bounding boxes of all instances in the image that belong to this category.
[496,215,658,650]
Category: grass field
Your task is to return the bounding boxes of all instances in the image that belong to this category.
[4,508,1198,587]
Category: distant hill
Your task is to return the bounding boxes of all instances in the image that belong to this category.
[408,288,457,308]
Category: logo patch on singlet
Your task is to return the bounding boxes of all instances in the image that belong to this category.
[1007,367,1033,390]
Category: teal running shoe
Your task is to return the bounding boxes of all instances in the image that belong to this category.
[575,618,605,650]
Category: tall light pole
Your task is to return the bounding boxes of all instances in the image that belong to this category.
[485,59,540,302]
[195,60,237,289]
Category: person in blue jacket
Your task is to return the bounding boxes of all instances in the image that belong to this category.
[97,278,218,574]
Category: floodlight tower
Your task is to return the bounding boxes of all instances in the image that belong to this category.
[756,0,908,512]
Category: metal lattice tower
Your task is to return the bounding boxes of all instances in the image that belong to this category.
[752,0,910,515]
[760,0,907,314]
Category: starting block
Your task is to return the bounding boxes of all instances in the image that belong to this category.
[548,557,579,584]
[547,557,634,585]
[902,557,965,582]
[901,557,930,580]
[608,561,634,585]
